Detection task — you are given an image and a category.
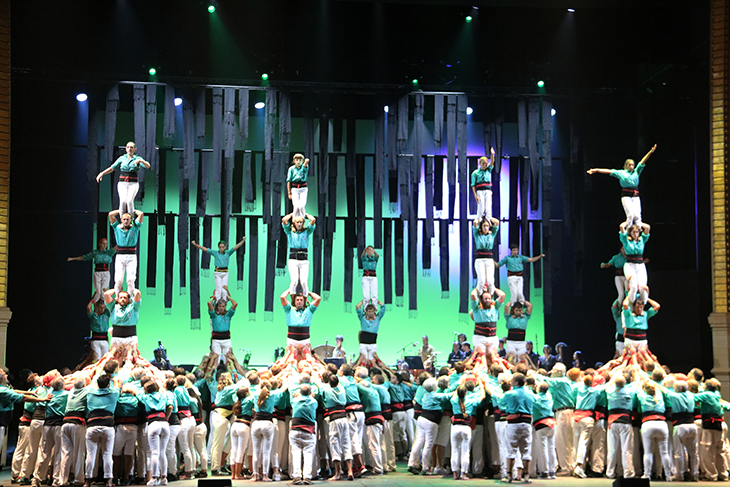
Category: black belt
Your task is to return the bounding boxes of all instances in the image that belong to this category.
[616,333,624,342]
[112,325,137,338]
[420,409,442,424]
[90,332,108,341]
[117,246,137,255]
[474,322,497,338]
[215,267,228,272]
[508,271,523,277]
[624,328,647,341]
[254,412,273,422]
[324,407,346,420]
[95,264,110,272]
[365,411,384,426]
[291,181,307,188]
[451,413,471,426]
[621,187,640,197]
[625,254,644,263]
[615,268,625,276]
[212,331,231,340]
[673,412,695,426]
[702,413,724,431]
[363,269,376,277]
[474,182,492,191]
[475,249,493,259]
[507,329,526,341]
[359,331,377,345]
[287,327,310,341]
[289,248,308,260]
[119,171,138,182]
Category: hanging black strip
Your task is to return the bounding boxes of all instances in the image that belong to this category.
[528,99,540,210]
[236,216,247,289]
[398,156,410,221]
[248,217,259,316]
[328,154,338,236]
[179,151,189,292]
[312,217,323,295]
[220,155,232,243]
[397,96,408,154]
[424,155,434,243]
[196,88,206,141]
[277,219,287,272]
[238,88,249,146]
[509,156,521,246]
[197,152,209,218]
[145,213,157,292]
[212,88,223,184]
[183,98,195,180]
[387,107,398,207]
[493,104,505,292]
[224,88,236,159]
[87,95,99,217]
[304,115,314,174]
[201,215,212,272]
[332,115,343,152]
[434,94,444,150]
[163,84,176,140]
[270,153,283,241]
[356,154,366,260]
[263,90,278,225]
[541,99,553,308]
[105,85,119,167]
[157,150,167,223]
[532,221,542,289]
[446,95,456,221]
[518,98,527,156]
[439,219,450,298]
[382,218,392,305]
[97,212,109,243]
[394,218,404,306]
[468,156,478,216]
[408,217,417,315]
[279,91,291,148]
[189,216,201,328]
[145,84,157,178]
[346,103,357,240]
[433,156,444,212]
[374,111,385,248]
[133,84,146,201]
[457,95,469,316]
[422,218,431,274]
[264,231,277,316]
[244,152,255,210]
[344,220,355,307]
[413,94,424,281]
[520,154,530,302]
[233,151,243,214]
[165,214,175,310]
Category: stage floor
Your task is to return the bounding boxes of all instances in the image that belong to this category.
[0,464,710,487]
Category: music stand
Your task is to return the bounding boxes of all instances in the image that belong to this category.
[324,357,345,369]
[404,356,424,370]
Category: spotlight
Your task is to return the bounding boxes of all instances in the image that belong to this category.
[551,108,556,116]
[567,8,575,12]
[254,101,265,109]
[261,73,269,81]
[174,97,183,107]
[412,78,418,85]
[208,5,215,13]
[149,68,157,76]
[384,106,389,113]
[466,107,473,115]
[537,80,545,88]
[465,15,472,23]
[76,93,88,102]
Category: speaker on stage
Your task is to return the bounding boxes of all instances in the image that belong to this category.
[613,478,650,487]
[198,479,232,487]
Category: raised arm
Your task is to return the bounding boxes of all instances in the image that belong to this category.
[490,217,500,227]
[527,254,545,263]
[306,213,316,225]
[586,168,613,175]
[207,295,216,312]
[309,292,322,307]
[134,210,144,224]
[96,165,115,183]
[355,300,363,310]
[133,289,142,302]
[67,255,85,262]
[470,288,479,302]
[641,223,651,234]
[191,241,209,253]
[108,210,120,225]
[619,222,629,234]
[280,289,291,307]
[86,300,93,314]
[231,237,246,252]
[282,212,293,225]
[137,157,151,169]
[646,298,660,312]
[224,286,238,310]
[494,287,506,304]
[104,289,115,304]
[524,300,533,314]
[488,147,496,168]
[638,144,657,166]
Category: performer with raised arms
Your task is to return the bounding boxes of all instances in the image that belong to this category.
[191,237,246,302]
[619,221,651,306]
[207,285,237,362]
[361,245,379,306]
[354,300,386,369]
[280,289,322,362]
[497,246,544,305]
[472,217,500,295]
[68,238,116,302]
[104,288,142,360]
[601,247,628,305]
[87,299,111,362]
[108,209,143,297]
[282,212,316,298]
[468,286,506,359]
[96,141,152,216]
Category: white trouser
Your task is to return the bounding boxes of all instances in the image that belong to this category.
[114,253,138,296]
[507,275,524,305]
[12,424,30,478]
[193,423,208,471]
[85,425,115,479]
[701,428,727,480]
[641,420,674,479]
[505,339,527,356]
[359,344,377,362]
[272,416,289,471]
[60,423,86,484]
[620,195,642,227]
[327,417,352,462]
[487,416,500,469]
[210,411,232,471]
[90,340,110,362]
[405,408,415,449]
[623,262,648,305]
[361,276,378,305]
[145,421,170,479]
[573,416,594,465]
[20,419,44,479]
[616,340,625,355]
[316,415,330,462]
[473,335,499,355]
[474,258,495,295]
[230,422,251,464]
[213,271,229,302]
[495,421,508,477]
[251,420,275,475]
[34,425,62,485]
[288,259,310,296]
[118,181,139,216]
[347,411,365,456]
[590,418,607,473]
[383,419,396,470]
[476,189,492,220]
[506,423,532,461]
[555,409,574,472]
[289,429,316,480]
[365,423,384,474]
[93,270,111,303]
[291,187,308,218]
[210,339,232,359]
[607,422,634,478]
[614,275,627,304]
[178,416,196,472]
[674,423,698,477]
[113,424,137,456]
[136,422,148,477]
[451,424,471,474]
[408,417,438,470]
[470,423,484,475]
[534,425,556,475]
[392,411,408,443]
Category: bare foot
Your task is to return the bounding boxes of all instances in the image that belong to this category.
[262,475,272,482]
[460,474,470,480]
[453,473,459,480]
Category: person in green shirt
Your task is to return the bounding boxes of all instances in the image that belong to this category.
[586,144,656,227]
[471,147,495,220]
[191,238,246,302]
[68,238,116,302]
[361,246,379,306]
[96,141,152,216]
[287,153,310,218]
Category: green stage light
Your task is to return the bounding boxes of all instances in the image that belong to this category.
[465,15,472,23]
[149,68,157,76]
[412,78,418,85]
[208,5,215,13]
[537,80,545,88]
[261,73,269,81]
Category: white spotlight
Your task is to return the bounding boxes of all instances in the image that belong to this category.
[76,93,88,102]
[466,106,473,115]
[254,102,265,109]
[174,97,183,106]
[567,8,575,12]
[551,108,556,116]
[384,106,389,113]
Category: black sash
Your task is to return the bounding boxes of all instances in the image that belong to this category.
[624,328,647,341]
[507,329,526,341]
[112,325,137,338]
[359,331,377,345]
[287,326,310,341]
[289,248,308,260]
[474,322,497,338]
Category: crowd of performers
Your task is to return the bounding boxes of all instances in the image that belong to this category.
[32,142,726,486]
